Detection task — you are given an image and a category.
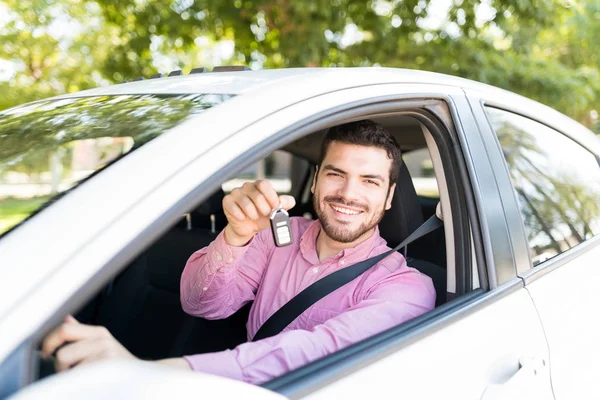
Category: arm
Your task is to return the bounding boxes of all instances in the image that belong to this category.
[185,270,436,384]
[180,180,295,320]
[41,315,193,372]
[180,228,272,319]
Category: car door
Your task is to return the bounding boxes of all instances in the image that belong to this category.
[261,87,552,400]
[472,99,600,399]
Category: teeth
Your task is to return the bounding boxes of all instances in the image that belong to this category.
[331,205,360,215]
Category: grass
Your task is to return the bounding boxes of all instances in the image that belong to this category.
[0,196,50,234]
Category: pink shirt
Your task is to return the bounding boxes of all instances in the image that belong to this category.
[180,217,435,384]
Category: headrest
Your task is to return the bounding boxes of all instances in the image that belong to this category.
[179,189,227,231]
[378,164,425,248]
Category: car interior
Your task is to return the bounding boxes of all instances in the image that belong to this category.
[38,114,455,378]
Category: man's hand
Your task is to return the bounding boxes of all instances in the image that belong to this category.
[41,315,135,372]
[223,180,295,246]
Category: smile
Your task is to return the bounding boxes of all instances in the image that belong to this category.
[330,204,363,215]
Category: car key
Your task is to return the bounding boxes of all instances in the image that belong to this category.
[270,207,293,247]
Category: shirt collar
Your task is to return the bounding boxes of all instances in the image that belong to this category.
[299,219,384,266]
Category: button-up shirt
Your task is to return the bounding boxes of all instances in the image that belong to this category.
[180,217,435,384]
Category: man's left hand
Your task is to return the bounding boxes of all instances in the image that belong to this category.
[41,315,135,372]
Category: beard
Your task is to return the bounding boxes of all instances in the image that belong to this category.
[313,193,386,243]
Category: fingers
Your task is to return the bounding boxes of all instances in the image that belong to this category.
[73,348,113,368]
[255,180,280,209]
[41,323,110,359]
[222,195,245,221]
[54,339,101,372]
[246,187,272,217]
[236,194,260,220]
[279,195,296,210]
[224,180,282,221]
[54,333,132,372]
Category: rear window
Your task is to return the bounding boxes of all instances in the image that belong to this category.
[0,94,232,236]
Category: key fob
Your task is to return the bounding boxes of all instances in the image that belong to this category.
[270,208,293,247]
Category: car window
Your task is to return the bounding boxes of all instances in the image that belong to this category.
[403,148,439,198]
[486,107,600,266]
[0,94,232,236]
[222,150,304,195]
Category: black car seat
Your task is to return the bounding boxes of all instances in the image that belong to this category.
[378,164,447,307]
[91,189,248,360]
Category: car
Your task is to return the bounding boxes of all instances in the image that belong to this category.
[1,67,599,399]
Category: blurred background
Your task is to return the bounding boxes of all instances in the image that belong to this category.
[1,0,599,131]
[0,0,599,235]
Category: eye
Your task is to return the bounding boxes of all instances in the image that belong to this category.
[327,172,342,178]
[365,179,379,186]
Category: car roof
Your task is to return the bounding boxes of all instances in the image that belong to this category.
[48,67,504,98]
[42,67,600,152]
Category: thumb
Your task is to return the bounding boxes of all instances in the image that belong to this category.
[279,195,296,210]
[65,315,79,324]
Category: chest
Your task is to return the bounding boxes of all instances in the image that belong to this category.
[254,251,375,329]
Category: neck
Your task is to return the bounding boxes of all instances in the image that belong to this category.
[316,226,376,262]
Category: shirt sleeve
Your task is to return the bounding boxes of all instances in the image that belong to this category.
[180,228,272,320]
[183,269,435,384]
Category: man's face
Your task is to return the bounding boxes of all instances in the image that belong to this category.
[312,141,396,244]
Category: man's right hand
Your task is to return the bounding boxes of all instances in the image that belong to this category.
[222,180,295,246]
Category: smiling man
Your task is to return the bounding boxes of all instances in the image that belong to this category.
[42,119,435,384]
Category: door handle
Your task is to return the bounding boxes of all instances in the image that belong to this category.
[482,356,550,400]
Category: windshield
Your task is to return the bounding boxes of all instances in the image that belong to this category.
[0,93,232,236]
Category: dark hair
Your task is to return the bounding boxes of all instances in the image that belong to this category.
[319,119,402,186]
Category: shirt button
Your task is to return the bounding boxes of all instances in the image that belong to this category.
[203,287,208,291]
[216,253,222,261]
[340,260,345,265]
[313,267,319,274]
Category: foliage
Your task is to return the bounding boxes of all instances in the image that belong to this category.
[0,0,599,131]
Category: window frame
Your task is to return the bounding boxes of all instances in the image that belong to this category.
[486,106,600,259]
[473,96,600,285]
[258,100,485,395]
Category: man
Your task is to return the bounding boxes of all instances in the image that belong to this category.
[42,119,436,384]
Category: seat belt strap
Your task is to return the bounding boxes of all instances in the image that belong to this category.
[252,214,443,341]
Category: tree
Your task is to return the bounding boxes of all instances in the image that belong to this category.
[1,0,599,132]
[0,0,115,110]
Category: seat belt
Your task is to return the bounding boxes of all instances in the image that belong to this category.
[252,214,443,341]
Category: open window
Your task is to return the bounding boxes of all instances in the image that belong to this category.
[32,101,477,391]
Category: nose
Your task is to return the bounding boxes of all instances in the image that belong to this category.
[337,178,361,202]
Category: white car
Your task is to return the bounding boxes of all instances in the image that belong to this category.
[1,67,599,399]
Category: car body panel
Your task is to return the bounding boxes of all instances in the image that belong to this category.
[11,359,287,400]
[302,286,552,399]
[463,91,533,277]
[46,68,512,99]
[524,238,600,399]
[466,88,600,399]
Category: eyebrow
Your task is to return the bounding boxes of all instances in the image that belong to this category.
[322,164,386,182]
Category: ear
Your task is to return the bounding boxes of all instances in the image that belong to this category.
[385,183,396,210]
[311,166,319,194]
